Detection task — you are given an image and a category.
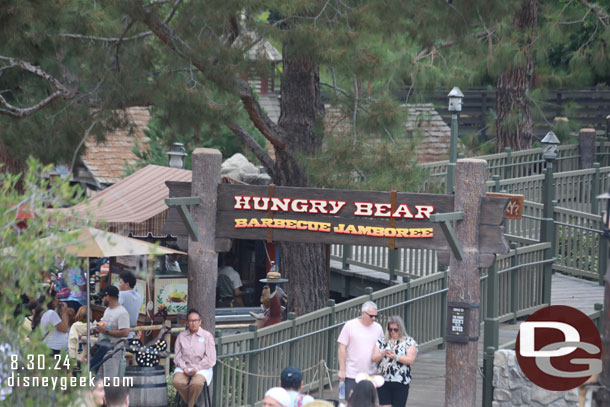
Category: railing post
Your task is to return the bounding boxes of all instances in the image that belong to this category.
[579,128,597,169]
[342,244,351,270]
[365,287,374,302]
[388,249,398,281]
[492,175,500,193]
[164,320,171,377]
[247,324,259,406]
[288,312,297,367]
[213,330,223,407]
[483,347,495,407]
[595,303,604,333]
[599,231,608,286]
[503,147,512,180]
[483,258,500,407]
[541,166,556,305]
[593,163,601,215]
[485,261,500,349]
[318,360,325,400]
[326,299,336,371]
[438,270,447,350]
[509,243,519,324]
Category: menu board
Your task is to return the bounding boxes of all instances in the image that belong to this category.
[446,301,471,343]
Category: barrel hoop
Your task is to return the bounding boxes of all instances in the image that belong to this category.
[130,382,168,389]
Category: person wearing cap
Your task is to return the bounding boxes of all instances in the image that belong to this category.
[259,264,288,328]
[93,285,130,378]
[263,387,292,407]
[281,367,314,406]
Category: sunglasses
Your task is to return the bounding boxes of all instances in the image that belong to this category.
[388,327,399,333]
[364,312,378,319]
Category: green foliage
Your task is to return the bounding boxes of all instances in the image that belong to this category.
[0,158,89,406]
[124,107,266,175]
[305,132,426,193]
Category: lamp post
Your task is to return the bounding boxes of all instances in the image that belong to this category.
[596,191,610,406]
[447,87,463,194]
[167,142,187,169]
[540,131,560,304]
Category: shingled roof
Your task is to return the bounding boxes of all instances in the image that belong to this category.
[80,107,151,186]
[323,103,450,163]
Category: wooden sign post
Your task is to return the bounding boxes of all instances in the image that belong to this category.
[188,148,221,335]
[163,151,509,407]
[445,159,489,407]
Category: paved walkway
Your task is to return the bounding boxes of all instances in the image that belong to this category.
[407,273,604,407]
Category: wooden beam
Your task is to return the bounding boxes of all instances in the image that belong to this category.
[175,204,201,242]
[165,197,201,206]
[438,220,464,261]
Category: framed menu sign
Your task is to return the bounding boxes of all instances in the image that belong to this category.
[446,301,471,343]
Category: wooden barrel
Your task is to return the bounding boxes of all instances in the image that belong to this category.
[125,365,168,407]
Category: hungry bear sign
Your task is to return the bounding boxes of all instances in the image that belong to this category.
[213,184,509,256]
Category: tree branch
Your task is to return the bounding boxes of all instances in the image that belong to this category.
[0,56,73,118]
[577,0,609,27]
[58,31,153,42]
[225,123,275,175]
[352,74,358,143]
[129,5,288,150]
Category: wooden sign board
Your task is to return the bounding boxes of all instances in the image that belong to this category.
[486,192,524,220]
[216,184,453,250]
[163,182,509,255]
[213,184,509,253]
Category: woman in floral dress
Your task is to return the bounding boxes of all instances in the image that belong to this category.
[372,315,418,407]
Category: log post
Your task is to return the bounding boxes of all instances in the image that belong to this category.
[188,148,222,335]
[445,159,487,407]
[579,128,597,169]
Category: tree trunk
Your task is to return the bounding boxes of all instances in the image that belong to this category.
[495,0,538,152]
[275,48,328,315]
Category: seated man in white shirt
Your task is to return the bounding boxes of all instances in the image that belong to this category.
[218,253,245,306]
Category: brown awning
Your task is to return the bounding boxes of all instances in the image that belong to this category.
[64,165,191,223]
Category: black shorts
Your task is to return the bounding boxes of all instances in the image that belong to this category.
[377,381,410,407]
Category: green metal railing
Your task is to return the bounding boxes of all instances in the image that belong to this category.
[484,164,610,214]
[213,242,550,406]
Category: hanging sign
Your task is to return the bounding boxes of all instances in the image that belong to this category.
[215,184,454,249]
[446,301,473,343]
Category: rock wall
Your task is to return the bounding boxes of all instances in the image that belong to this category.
[493,349,579,407]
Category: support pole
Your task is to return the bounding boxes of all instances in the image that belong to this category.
[445,159,487,407]
[579,128,597,169]
[482,260,499,407]
[541,166,555,305]
[446,113,459,194]
[595,272,610,406]
[189,148,222,335]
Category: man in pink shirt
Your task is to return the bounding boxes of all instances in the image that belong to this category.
[173,309,216,407]
[337,301,383,398]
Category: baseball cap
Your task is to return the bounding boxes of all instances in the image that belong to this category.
[280,366,303,389]
[99,285,119,298]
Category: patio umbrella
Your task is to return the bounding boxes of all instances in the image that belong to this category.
[45,227,186,372]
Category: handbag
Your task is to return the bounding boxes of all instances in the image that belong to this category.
[90,338,112,357]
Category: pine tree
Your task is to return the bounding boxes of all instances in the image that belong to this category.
[3,1,608,313]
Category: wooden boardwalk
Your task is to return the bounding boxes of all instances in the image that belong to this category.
[407,273,604,407]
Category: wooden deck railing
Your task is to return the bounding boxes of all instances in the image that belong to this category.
[211,242,550,407]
